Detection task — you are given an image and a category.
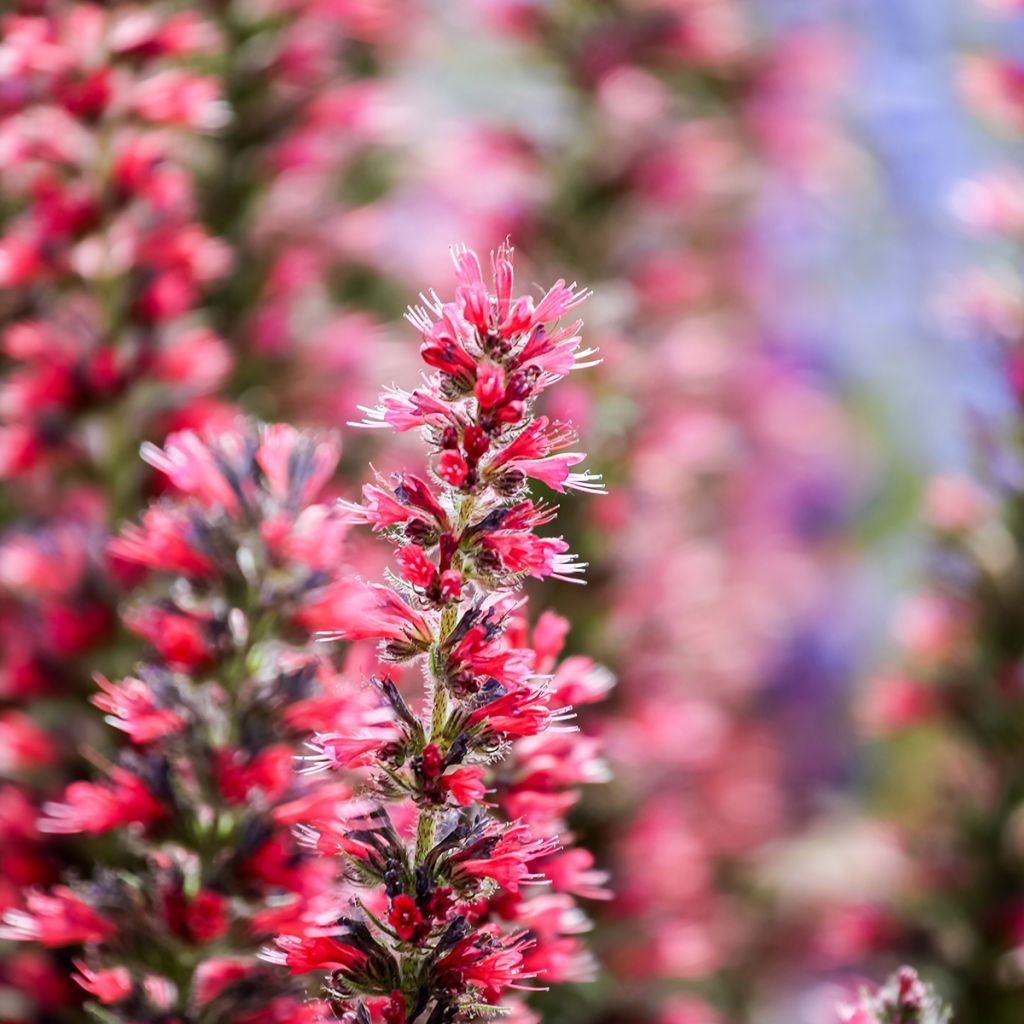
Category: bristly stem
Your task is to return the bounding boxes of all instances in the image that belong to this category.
[415,495,472,861]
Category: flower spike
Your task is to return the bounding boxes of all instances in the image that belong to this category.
[271,245,613,1023]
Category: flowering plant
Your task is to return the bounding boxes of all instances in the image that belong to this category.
[1,420,370,1021]
[839,968,951,1024]
[268,243,610,1023]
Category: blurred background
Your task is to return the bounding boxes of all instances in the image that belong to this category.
[4,0,1024,1022]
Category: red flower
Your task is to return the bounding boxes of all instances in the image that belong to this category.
[418,319,477,386]
[387,895,424,942]
[438,450,469,487]
[453,826,559,894]
[193,958,253,1007]
[434,928,538,1001]
[340,482,417,529]
[420,743,443,779]
[193,959,252,1006]
[40,768,165,835]
[381,990,407,1024]
[482,532,581,582]
[441,766,487,806]
[110,506,214,576]
[123,605,212,668]
[474,362,506,408]
[396,545,436,589]
[439,569,462,602]
[263,935,367,975]
[1,887,113,946]
[186,890,229,943]
[299,581,431,646]
[216,745,293,804]
[468,685,554,737]
[92,674,184,744]
[71,961,132,1004]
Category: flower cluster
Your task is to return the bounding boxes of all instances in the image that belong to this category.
[0,420,376,1022]
[0,4,439,1013]
[267,244,610,1023]
[0,2,234,481]
[0,6,242,1012]
[838,968,951,1024]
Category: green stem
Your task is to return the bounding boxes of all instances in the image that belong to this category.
[413,494,476,864]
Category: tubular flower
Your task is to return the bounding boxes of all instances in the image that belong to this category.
[1,421,377,1022]
[0,887,113,947]
[269,245,612,1023]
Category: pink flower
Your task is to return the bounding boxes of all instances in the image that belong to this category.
[301,729,398,773]
[503,452,602,494]
[482,418,604,493]
[536,848,611,901]
[860,674,941,736]
[72,961,132,1004]
[123,604,212,667]
[132,70,226,130]
[396,544,436,588]
[300,581,431,646]
[192,960,252,1006]
[550,655,615,705]
[441,766,488,806]
[152,326,232,394]
[340,474,449,531]
[256,423,340,505]
[265,249,607,1021]
[453,826,559,894]
[354,385,455,432]
[482,532,583,582]
[91,674,185,744]
[40,768,165,835]
[263,935,368,975]
[1,887,112,946]
[141,430,241,512]
[0,711,56,773]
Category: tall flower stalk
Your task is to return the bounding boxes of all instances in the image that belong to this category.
[269,243,608,1022]
[1,420,370,1022]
